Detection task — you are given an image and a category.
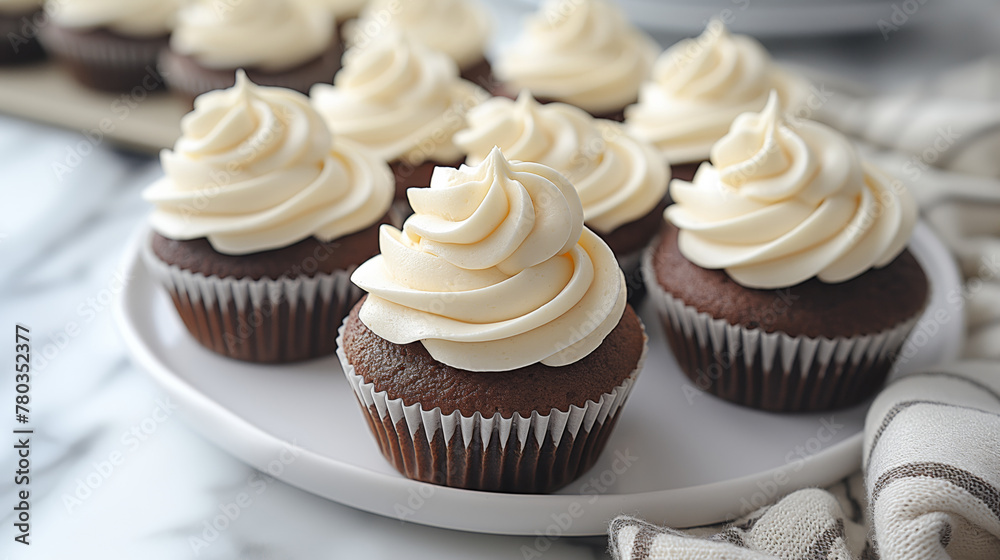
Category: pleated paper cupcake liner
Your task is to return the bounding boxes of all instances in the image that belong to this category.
[336,322,648,493]
[37,25,166,91]
[641,246,922,412]
[142,233,364,364]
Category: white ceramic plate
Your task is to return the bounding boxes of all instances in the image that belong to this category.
[115,223,963,536]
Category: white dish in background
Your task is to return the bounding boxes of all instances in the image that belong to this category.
[115,223,963,536]
[510,0,897,37]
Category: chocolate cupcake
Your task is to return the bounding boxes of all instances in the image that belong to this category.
[37,0,178,91]
[493,0,658,122]
[0,0,45,64]
[310,32,487,215]
[344,0,493,88]
[339,148,647,493]
[160,0,341,105]
[454,91,669,302]
[644,92,928,412]
[143,73,394,363]
[626,20,811,182]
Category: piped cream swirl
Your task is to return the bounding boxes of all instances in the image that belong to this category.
[144,72,394,256]
[304,0,367,21]
[351,147,627,372]
[455,92,668,234]
[311,32,487,165]
[170,0,333,71]
[47,0,178,36]
[626,20,810,164]
[666,92,918,289]
[495,0,659,115]
[346,0,491,70]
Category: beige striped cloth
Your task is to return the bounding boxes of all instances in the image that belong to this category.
[609,59,1000,560]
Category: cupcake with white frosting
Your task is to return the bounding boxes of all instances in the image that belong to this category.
[37,0,179,90]
[494,0,659,122]
[345,0,493,86]
[626,20,811,181]
[454,91,669,300]
[311,32,488,206]
[644,92,928,412]
[160,0,341,105]
[143,73,394,363]
[338,147,647,492]
[0,0,44,63]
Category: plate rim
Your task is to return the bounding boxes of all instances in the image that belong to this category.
[114,222,964,536]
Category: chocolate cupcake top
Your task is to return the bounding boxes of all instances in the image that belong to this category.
[170,0,334,71]
[144,72,393,255]
[454,92,668,234]
[494,0,659,115]
[667,91,917,289]
[345,0,491,71]
[626,21,810,165]
[351,147,627,372]
[310,32,487,166]
[46,0,179,37]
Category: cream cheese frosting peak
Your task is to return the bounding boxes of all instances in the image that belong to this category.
[495,0,659,115]
[666,91,918,289]
[351,147,628,371]
[311,31,487,165]
[626,20,810,164]
[455,92,668,234]
[144,72,394,256]
[170,0,333,71]
[346,0,491,70]
[47,0,179,36]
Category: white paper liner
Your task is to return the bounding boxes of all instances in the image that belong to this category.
[641,243,923,412]
[142,232,363,363]
[335,318,648,492]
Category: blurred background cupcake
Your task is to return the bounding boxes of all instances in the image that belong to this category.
[455,91,668,302]
[626,20,811,182]
[302,0,367,37]
[493,0,659,122]
[143,73,394,363]
[340,148,646,493]
[344,0,493,87]
[160,0,341,105]
[644,92,928,412]
[0,0,45,64]
[37,0,178,91]
[311,31,487,214]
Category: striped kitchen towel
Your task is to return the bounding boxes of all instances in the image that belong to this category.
[609,362,1000,560]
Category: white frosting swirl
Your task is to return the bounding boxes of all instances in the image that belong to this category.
[170,0,333,71]
[0,0,42,15]
[666,92,918,289]
[346,0,491,70]
[455,92,669,234]
[144,72,394,256]
[495,0,659,115]
[46,0,178,36]
[304,0,366,20]
[627,20,810,164]
[351,148,627,372]
[310,32,487,165]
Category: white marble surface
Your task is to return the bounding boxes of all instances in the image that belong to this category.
[3,0,1000,558]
